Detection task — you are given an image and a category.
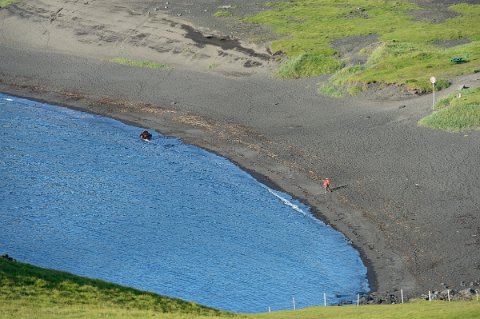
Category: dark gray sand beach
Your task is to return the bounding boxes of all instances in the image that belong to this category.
[1,0,479,298]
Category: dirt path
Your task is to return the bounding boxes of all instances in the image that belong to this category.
[1,0,479,297]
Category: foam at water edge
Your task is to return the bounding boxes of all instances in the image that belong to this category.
[0,92,370,312]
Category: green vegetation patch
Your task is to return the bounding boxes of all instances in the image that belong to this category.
[255,300,480,319]
[214,10,233,17]
[419,87,480,131]
[318,82,345,98]
[277,53,344,79]
[0,258,233,318]
[110,58,170,69]
[0,0,17,7]
[318,65,365,97]
[245,1,480,92]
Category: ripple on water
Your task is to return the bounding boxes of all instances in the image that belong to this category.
[0,94,369,313]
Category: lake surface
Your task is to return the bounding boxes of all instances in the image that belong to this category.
[0,93,368,313]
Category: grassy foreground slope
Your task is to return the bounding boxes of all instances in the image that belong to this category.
[0,258,234,319]
[245,0,480,94]
[258,301,480,319]
[1,259,480,319]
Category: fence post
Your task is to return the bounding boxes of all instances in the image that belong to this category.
[292,296,296,310]
[401,289,404,304]
[447,289,450,302]
[268,306,271,313]
[324,291,327,306]
[428,291,431,302]
[357,293,360,306]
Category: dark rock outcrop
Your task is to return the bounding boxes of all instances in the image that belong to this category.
[0,254,16,262]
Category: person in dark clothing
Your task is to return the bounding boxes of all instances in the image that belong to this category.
[140,130,152,141]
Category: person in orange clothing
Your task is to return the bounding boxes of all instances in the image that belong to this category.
[323,178,332,193]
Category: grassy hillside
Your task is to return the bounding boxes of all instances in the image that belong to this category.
[1,258,480,318]
[0,258,234,319]
[419,86,480,131]
[245,0,480,95]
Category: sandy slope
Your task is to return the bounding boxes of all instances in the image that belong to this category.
[1,0,479,297]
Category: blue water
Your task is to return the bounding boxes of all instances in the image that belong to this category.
[0,93,368,313]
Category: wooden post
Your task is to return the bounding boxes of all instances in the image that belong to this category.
[324,292,327,306]
[428,291,432,302]
[447,289,450,302]
[292,296,296,310]
[357,293,360,306]
[401,289,404,304]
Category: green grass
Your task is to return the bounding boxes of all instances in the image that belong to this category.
[419,87,480,131]
[317,82,345,97]
[245,0,480,93]
[214,10,233,17]
[0,0,17,7]
[209,63,220,69]
[110,58,170,69]
[318,65,365,96]
[0,258,233,319]
[256,300,480,319]
[277,53,344,79]
[2,258,480,319]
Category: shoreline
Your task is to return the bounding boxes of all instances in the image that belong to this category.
[2,0,480,298]
[1,87,379,293]
[0,82,400,294]
[2,95,371,312]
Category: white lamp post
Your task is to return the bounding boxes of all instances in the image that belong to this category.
[430,76,436,110]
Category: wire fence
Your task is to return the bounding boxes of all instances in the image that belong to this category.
[267,288,479,312]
